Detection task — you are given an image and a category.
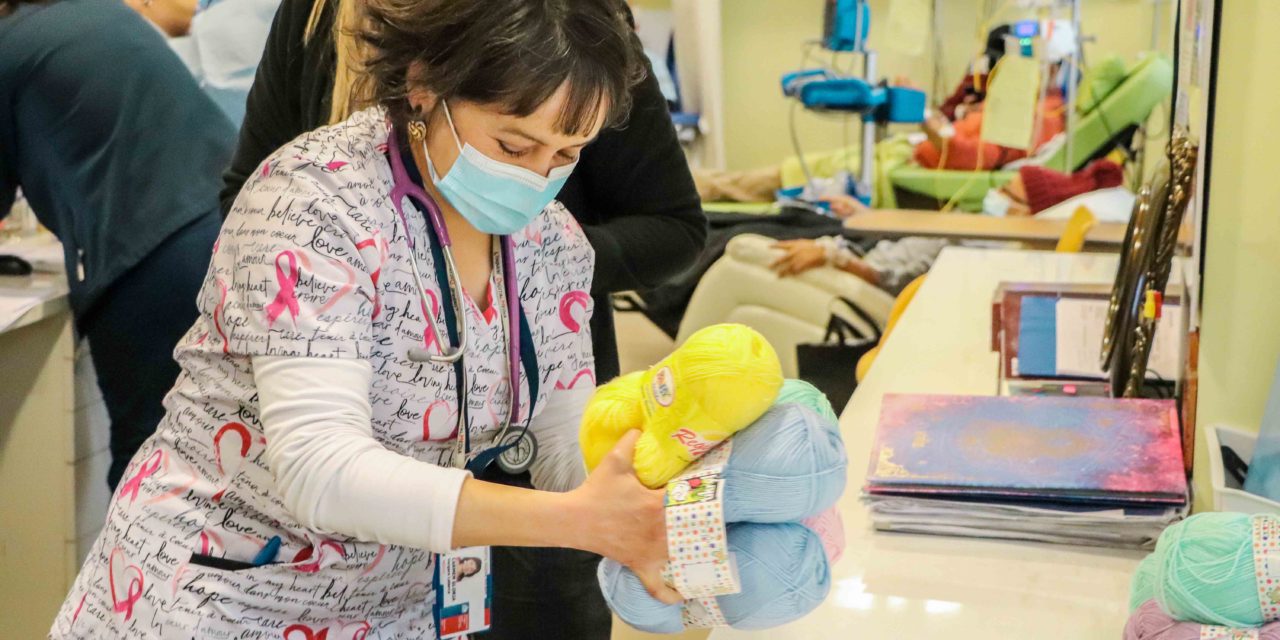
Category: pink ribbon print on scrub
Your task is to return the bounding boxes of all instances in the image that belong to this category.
[214,278,230,354]
[266,251,302,328]
[108,547,144,622]
[117,449,163,507]
[355,234,389,320]
[420,288,443,353]
[212,422,252,503]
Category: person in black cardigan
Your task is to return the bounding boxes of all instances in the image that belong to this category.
[218,1,705,638]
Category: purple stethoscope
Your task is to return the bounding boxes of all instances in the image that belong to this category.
[386,125,536,473]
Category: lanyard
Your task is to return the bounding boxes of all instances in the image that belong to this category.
[398,138,541,474]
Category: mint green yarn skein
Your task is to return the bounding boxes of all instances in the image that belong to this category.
[776,379,839,423]
[1151,512,1265,627]
[1130,552,1158,612]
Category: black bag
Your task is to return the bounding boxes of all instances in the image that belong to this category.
[796,297,882,413]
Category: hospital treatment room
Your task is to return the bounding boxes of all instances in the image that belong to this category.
[7,0,1280,637]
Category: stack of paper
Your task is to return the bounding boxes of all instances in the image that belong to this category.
[0,293,48,332]
[863,394,1188,549]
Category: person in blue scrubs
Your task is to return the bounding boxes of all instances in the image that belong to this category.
[0,0,235,489]
[165,0,282,126]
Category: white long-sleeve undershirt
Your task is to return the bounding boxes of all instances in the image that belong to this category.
[253,355,591,553]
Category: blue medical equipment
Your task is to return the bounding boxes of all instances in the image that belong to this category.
[781,1,926,205]
[822,0,870,52]
[1013,19,1039,57]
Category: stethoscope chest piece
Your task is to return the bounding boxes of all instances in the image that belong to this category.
[496,431,538,475]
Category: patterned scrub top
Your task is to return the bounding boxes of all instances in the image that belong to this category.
[51,108,596,639]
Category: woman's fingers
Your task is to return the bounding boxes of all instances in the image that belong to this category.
[635,563,683,605]
[602,429,641,474]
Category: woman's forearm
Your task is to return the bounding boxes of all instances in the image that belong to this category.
[450,477,587,550]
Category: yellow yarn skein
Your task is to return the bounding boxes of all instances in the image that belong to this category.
[581,324,784,488]
[580,372,647,472]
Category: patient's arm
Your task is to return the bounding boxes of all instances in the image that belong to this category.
[770,238,881,287]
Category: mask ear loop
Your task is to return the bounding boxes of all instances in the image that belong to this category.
[421,100,466,183]
[440,100,464,150]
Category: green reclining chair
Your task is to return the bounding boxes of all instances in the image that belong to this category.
[889,54,1173,212]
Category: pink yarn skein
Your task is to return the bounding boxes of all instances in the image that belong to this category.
[801,506,846,564]
[1125,600,1280,640]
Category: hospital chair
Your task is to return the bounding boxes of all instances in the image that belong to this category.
[890,54,1173,211]
[676,234,894,378]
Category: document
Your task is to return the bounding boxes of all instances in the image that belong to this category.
[980,55,1041,150]
[1054,297,1183,380]
[0,293,47,333]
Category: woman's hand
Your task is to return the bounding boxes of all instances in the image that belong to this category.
[568,431,680,604]
[771,240,828,277]
[451,431,677,604]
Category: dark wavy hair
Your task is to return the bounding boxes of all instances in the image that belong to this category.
[358,0,646,135]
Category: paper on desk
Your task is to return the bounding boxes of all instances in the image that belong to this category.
[0,294,47,332]
[980,55,1041,150]
[1054,298,1183,380]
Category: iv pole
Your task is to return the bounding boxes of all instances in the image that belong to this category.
[1064,0,1083,170]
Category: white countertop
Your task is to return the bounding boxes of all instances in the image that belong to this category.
[0,236,69,334]
[713,247,1149,640]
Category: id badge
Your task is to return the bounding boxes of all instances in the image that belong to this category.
[433,546,492,639]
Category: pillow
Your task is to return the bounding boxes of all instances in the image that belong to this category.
[1076,54,1127,114]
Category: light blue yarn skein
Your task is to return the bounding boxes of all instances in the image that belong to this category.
[1148,512,1266,627]
[599,522,832,633]
[775,379,839,423]
[717,402,847,523]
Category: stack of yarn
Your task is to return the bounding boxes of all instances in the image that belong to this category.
[580,323,785,488]
[583,361,848,633]
[1126,512,1280,639]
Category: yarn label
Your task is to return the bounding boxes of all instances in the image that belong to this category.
[1254,515,1280,622]
[682,596,729,629]
[664,441,740,600]
[671,428,716,458]
[1199,626,1259,640]
[651,367,676,407]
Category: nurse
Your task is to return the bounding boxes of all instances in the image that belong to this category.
[52,0,676,637]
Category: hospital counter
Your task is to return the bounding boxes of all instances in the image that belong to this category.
[712,247,1147,640]
[844,209,1132,250]
[0,240,111,638]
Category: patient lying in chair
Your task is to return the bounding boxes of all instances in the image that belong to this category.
[772,156,1126,292]
[770,195,947,295]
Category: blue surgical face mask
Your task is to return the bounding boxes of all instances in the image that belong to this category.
[983,189,1012,217]
[423,101,577,235]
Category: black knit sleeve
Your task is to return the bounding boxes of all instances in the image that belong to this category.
[569,58,707,295]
